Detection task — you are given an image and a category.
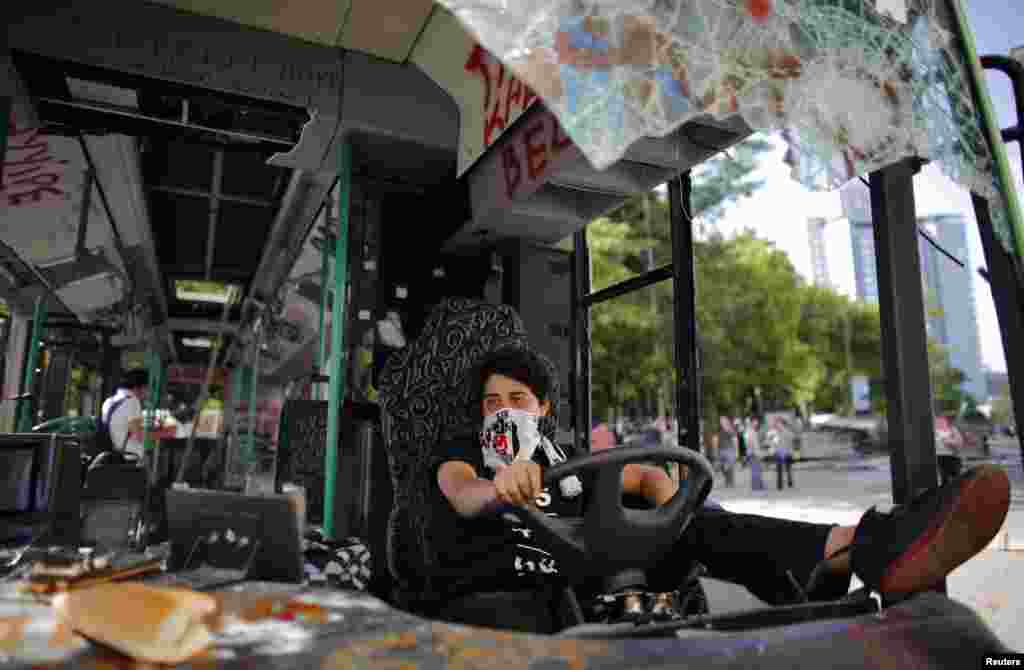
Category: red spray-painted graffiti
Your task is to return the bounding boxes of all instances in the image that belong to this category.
[464,45,539,149]
[2,123,69,207]
[500,111,574,200]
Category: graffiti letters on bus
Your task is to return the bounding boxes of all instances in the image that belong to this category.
[2,124,69,207]
[464,45,538,149]
[500,110,574,200]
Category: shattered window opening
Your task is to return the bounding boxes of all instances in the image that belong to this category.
[440,0,1016,252]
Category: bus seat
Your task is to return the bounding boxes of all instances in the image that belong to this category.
[379,298,570,628]
[80,463,148,550]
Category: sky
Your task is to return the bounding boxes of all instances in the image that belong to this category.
[710,0,1023,375]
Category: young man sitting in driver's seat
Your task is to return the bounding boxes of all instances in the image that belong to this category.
[433,347,1010,625]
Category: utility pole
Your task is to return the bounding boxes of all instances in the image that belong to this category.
[844,308,853,415]
[642,244,666,422]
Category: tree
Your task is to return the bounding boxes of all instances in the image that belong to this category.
[797,286,883,414]
[691,137,774,229]
[589,226,839,425]
[603,136,774,250]
[588,218,670,422]
[696,232,819,419]
[929,340,968,416]
[991,389,1015,427]
[588,135,776,425]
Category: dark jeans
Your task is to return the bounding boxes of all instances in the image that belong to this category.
[646,505,851,605]
[719,460,736,487]
[937,454,962,486]
[435,504,852,629]
[776,454,794,489]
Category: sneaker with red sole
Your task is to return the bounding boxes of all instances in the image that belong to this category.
[850,464,1010,594]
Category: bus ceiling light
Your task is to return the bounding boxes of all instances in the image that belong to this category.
[183,337,213,349]
[174,280,242,305]
[65,77,139,109]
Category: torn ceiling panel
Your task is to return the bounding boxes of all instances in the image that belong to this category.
[147,0,437,63]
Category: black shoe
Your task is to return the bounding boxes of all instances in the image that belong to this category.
[851,465,1010,593]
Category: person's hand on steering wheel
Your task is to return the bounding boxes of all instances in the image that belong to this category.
[501,446,714,576]
[494,461,543,507]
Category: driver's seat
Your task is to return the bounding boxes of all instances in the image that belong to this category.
[377,298,573,632]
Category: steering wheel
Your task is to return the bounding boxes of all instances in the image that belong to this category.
[503,446,714,577]
[88,450,141,470]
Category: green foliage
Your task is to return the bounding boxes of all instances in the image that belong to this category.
[797,285,883,412]
[696,231,819,416]
[690,137,773,227]
[589,135,774,421]
[990,390,1015,426]
[929,340,968,416]
[589,218,673,420]
[587,134,892,422]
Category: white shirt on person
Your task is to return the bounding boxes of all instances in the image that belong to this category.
[101,388,144,458]
[746,426,760,452]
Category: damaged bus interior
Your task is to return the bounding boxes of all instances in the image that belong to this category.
[2,0,1023,665]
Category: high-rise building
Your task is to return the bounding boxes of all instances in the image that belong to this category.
[838,179,985,399]
[986,369,1009,400]
[839,179,872,224]
[844,208,987,400]
[807,218,831,287]
[917,214,987,401]
[841,181,880,304]
[849,222,880,304]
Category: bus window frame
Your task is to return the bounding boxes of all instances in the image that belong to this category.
[567,151,1020,521]
[571,172,701,456]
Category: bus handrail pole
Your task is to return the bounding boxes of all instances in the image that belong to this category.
[246,327,262,473]
[979,55,1024,179]
[571,229,592,453]
[175,294,234,484]
[948,0,1024,264]
[669,172,701,453]
[16,296,46,432]
[324,139,351,540]
[317,199,332,402]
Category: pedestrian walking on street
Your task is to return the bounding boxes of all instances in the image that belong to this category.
[748,418,765,491]
[736,417,748,467]
[718,416,738,488]
[935,417,964,486]
[770,417,795,490]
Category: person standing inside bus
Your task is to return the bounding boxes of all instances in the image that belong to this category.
[100,368,149,459]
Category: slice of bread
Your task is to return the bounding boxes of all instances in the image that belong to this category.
[53,583,217,664]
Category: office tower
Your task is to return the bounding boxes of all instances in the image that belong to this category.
[917,214,987,401]
[841,181,880,303]
[850,222,880,304]
[807,218,831,287]
[839,175,986,400]
[839,179,872,224]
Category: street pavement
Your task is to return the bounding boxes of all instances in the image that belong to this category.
[696,434,1024,648]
